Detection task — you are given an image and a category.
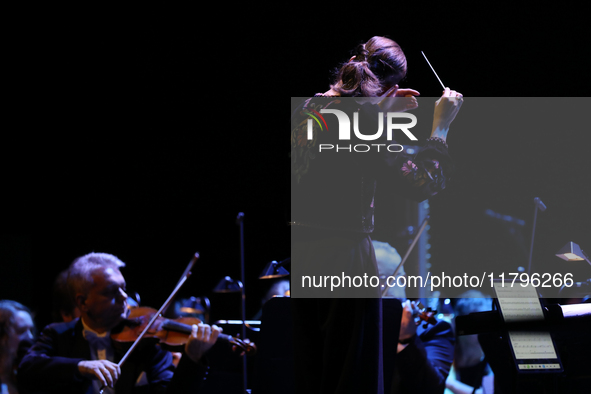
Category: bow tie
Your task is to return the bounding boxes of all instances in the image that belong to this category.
[83,329,114,362]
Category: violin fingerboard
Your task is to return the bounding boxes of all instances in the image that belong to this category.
[162,319,192,334]
[217,333,233,343]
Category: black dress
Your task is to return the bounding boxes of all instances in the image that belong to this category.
[290,95,453,394]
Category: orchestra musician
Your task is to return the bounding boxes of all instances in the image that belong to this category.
[1,300,36,394]
[52,268,81,323]
[17,252,221,394]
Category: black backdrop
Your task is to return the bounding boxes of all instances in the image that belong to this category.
[0,9,291,328]
[1,4,590,334]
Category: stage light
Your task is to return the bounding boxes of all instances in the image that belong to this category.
[213,276,243,293]
[555,242,591,265]
[178,296,209,315]
[259,258,290,279]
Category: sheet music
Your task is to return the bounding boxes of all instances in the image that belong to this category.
[493,281,558,360]
[494,283,545,322]
[507,331,557,359]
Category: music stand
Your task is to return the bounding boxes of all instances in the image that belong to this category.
[491,279,563,373]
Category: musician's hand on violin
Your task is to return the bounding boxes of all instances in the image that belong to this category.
[397,300,419,353]
[431,87,463,140]
[399,300,418,341]
[185,323,222,363]
[77,360,121,389]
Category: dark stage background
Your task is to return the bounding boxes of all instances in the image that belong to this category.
[1,4,590,335]
[0,10,291,329]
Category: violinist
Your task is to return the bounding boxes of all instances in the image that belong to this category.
[390,299,455,394]
[373,240,455,394]
[18,253,220,394]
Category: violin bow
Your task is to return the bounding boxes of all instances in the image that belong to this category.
[99,252,199,393]
[161,252,199,316]
[381,216,430,297]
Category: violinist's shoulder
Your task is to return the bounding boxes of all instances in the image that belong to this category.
[41,318,80,336]
[418,319,453,341]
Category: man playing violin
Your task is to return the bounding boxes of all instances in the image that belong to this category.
[18,253,221,393]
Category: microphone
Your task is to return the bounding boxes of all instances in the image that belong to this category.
[534,197,547,212]
[236,212,244,225]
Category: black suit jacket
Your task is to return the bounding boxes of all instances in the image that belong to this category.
[18,319,207,394]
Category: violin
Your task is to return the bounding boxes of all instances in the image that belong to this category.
[413,301,437,328]
[111,306,256,355]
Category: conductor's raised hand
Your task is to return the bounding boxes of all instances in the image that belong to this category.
[379,85,420,112]
[185,323,222,363]
[431,87,463,137]
[78,359,121,389]
[394,88,420,98]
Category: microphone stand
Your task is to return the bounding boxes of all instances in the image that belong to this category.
[236,212,248,393]
[527,197,546,275]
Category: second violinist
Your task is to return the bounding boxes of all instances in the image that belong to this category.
[18,252,219,393]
